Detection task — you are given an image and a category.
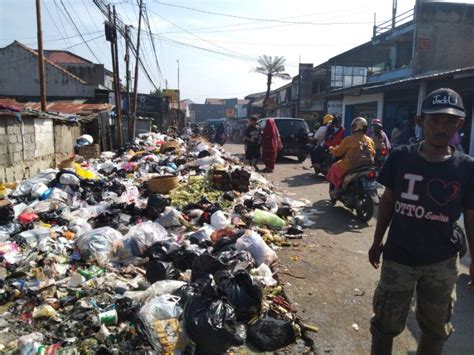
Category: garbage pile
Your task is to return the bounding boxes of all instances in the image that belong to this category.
[0,133,310,354]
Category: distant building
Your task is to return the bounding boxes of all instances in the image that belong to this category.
[190,98,239,123]
[0,41,112,102]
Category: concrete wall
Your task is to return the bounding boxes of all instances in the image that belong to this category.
[413,2,474,75]
[61,63,106,87]
[0,115,81,182]
[0,44,97,98]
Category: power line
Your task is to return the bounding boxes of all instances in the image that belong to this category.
[151,1,372,26]
[43,0,72,47]
[146,8,256,62]
[64,34,105,50]
[59,0,102,63]
[144,5,164,86]
[52,0,74,47]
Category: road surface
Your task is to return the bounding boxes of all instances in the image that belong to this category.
[225,143,473,355]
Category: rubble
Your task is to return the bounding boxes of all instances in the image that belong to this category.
[0,132,311,353]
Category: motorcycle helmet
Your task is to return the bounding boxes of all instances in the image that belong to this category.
[371,119,383,128]
[323,114,334,125]
[351,117,368,133]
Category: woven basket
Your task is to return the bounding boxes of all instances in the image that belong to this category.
[147,175,179,194]
[160,140,180,153]
[78,144,100,159]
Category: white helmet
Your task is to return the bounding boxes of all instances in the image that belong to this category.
[351,117,368,133]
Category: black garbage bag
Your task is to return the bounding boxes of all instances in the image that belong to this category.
[212,237,235,254]
[0,201,14,225]
[145,260,180,283]
[277,206,294,218]
[147,242,171,262]
[115,297,140,323]
[38,211,68,226]
[183,283,237,355]
[215,270,263,322]
[145,194,170,219]
[191,253,227,282]
[247,315,296,351]
[217,250,255,271]
[171,279,208,307]
[172,248,201,271]
[92,211,120,229]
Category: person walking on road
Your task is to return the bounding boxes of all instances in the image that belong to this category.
[244,116,262,169]
[261,118,282,173]
[368,88,474,355]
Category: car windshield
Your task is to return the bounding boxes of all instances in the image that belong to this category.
[275,120,309,134]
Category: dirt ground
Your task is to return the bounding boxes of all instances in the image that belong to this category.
[225,143,474,355]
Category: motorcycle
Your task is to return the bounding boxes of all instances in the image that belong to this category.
[309,144,333,176]
[374,147,389,172]
[329,165,377,222]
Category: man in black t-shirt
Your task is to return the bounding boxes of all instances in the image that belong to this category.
[244,116,261,169]
[368,88,474,355]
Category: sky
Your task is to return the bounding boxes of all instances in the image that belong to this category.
[0,0,419,103]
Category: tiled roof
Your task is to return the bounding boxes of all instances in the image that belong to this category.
[44,50,91,64]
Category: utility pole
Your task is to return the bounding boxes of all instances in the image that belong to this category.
[177,59,181,130]
[35,0,47,111]
[392,0,397,28]
[131,0,144,139]
[106,5,123,146]
[124,25,132,140]
[113,6,123,142]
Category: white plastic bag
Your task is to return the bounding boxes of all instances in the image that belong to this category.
[251,263,278,287]
[68,218,93,236]
[139,294,183,325]
[12,169,57,197]
[31,183,49,199]
[75,227,123,265]
[158,207,182,228]
[123,221,169,257]
[235,230,277,266]
[59,173,81,186]
[210,211,230,229]
[123,280,186,302]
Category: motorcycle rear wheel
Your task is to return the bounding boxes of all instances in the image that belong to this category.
[356,193,375,222]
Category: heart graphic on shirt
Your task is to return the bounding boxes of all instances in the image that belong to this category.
[426,179,460,207]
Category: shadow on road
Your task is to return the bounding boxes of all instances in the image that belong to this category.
[303,199,370,235]
[277,156,304,165]
[282,172,326,187]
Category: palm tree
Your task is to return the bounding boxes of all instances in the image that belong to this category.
[254,55,291,115]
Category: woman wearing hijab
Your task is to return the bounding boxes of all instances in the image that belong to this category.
[261,119,282,173]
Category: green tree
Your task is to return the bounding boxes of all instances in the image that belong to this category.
[254,55,291,115]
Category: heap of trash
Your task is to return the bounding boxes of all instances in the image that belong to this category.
[0,133,311,354]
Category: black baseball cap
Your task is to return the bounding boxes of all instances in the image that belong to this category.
[421,88,466,118]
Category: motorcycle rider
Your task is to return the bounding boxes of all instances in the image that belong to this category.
[311,114,334,170]
[326,117,375,198]
[369,119,391,171]
[325,115,346,148]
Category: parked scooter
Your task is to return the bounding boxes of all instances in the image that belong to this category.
[329,165,377,222]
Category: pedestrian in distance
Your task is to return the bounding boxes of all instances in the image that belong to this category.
[261,118,282,173]
[368,88,474,355]
[244,116,262,170]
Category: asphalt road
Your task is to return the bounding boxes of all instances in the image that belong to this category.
[225,143,473,355]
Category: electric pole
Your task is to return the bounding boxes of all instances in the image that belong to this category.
[35,0,47,111]
[177,59,181,129]
[131,0,144,139]
[106,5,123,146]
[113,6,123,143]
[125,25,132,140]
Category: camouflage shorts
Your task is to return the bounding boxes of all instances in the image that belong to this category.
[370,257,458,340]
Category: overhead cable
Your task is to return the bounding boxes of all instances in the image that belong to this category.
[152,1,372,25]
[59,0,102,63]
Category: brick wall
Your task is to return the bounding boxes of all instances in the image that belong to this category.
[0,115,81,182]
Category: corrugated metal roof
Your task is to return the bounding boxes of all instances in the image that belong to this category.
[44,50,91,64]
[0,98,112,117]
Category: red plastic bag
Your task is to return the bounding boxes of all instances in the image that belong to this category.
[18,213,39,224]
